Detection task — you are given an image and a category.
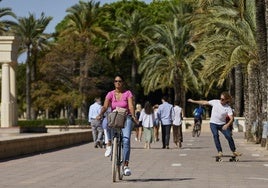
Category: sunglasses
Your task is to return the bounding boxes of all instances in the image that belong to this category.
[114,80,122,83]
[220,98,225,101]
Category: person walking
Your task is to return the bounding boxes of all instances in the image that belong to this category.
[188,91,242,157]
[153,104,160,142]
[88,97,104,148]
[134,103,143,142]
[96,74,137,176]
[157,96,174,149]
[173,100,184,148]
[139,101,155,149]
[101,106,112,157]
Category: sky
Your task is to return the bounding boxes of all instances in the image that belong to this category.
[0,0,152,33]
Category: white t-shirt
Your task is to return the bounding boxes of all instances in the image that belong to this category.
[139,109,155,128]
[208,100,233,125]
[173,105,182,126]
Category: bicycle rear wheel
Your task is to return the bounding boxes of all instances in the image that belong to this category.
[112,137,118,182]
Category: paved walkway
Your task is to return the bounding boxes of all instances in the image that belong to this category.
[1,124,268,188]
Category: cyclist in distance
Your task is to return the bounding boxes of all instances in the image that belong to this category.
[193,104,205,127]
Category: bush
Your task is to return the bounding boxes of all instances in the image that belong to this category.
[18,119,74,127]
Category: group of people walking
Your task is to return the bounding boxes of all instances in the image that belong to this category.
[133,96,184,150]
[88,74,241,178]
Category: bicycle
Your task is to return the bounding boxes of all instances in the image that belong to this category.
[192,118,201,137]
[111,127,124,182]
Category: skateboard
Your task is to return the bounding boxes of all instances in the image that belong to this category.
[215,155,239,162]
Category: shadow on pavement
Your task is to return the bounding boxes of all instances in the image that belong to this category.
[126,177,195,182]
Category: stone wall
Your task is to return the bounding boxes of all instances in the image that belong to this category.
[0,130,92,160]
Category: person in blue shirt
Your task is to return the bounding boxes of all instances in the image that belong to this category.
[193,105,205,126]
[88,97,104,148]
[157,96,174,149]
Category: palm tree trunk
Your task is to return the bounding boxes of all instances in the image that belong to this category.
[26,49,31,120]
[234,64,243,116]
[246,62,256,142]
[255,0,268,145]
[131,60,137,100]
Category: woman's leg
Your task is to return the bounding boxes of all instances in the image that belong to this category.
[138,126,143,142]
[122,116,132,162]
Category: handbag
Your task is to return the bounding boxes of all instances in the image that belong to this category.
[108,108,127,128]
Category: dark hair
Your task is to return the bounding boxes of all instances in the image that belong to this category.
[174,100,180,105]
[114,74,125,82]
[144,101,153,114]
[162,95,168,102]
[94,97,101,102]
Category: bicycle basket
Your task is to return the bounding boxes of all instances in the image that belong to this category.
[108,111,127,128]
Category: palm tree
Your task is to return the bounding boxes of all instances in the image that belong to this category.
[139,17,199,107]
[12,13,52,119]
[255,0,268,145]
[64,0,108,119]
[109,10,150,98]
[191,1,261,141]
[139,1,199,108]
[0,7,16,35]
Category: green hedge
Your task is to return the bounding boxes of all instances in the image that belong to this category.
[18,119,88,127]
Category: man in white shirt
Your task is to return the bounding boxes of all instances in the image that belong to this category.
[88,97,103,148]
[188,91,242,157]
[173,100,184,148]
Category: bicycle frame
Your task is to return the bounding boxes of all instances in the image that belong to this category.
[192,119,201,137]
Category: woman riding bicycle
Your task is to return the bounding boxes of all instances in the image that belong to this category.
[97,74,137,176]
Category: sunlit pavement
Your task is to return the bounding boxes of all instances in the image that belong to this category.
[0,125,268,188]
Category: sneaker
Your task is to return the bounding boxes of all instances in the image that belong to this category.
[233,151,242,156]
[104,146,112,157]
[218,151,223,157]
[94,143,98,148]
[123,166,131,176]
[179,142,182,148]
[97,141,102,148]
[135,137,138,141]
[144,143,147,149]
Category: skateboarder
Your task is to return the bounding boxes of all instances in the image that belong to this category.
[188,91,242,159]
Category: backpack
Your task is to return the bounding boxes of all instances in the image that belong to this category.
[194,107,203,118]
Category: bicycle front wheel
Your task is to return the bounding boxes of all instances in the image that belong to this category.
[112,137,118,182]
[192,129,196,137]
[118,142,124,180]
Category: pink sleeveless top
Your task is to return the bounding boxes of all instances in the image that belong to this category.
[105,90,133,113]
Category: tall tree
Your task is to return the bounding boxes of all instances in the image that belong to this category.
[0,7,16,34]
[64,0,109,119]
[191,0,262,141]
[255,0,268,145]
[139,17,199,107]
[109,10,150,99]
[12,13,52,119]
